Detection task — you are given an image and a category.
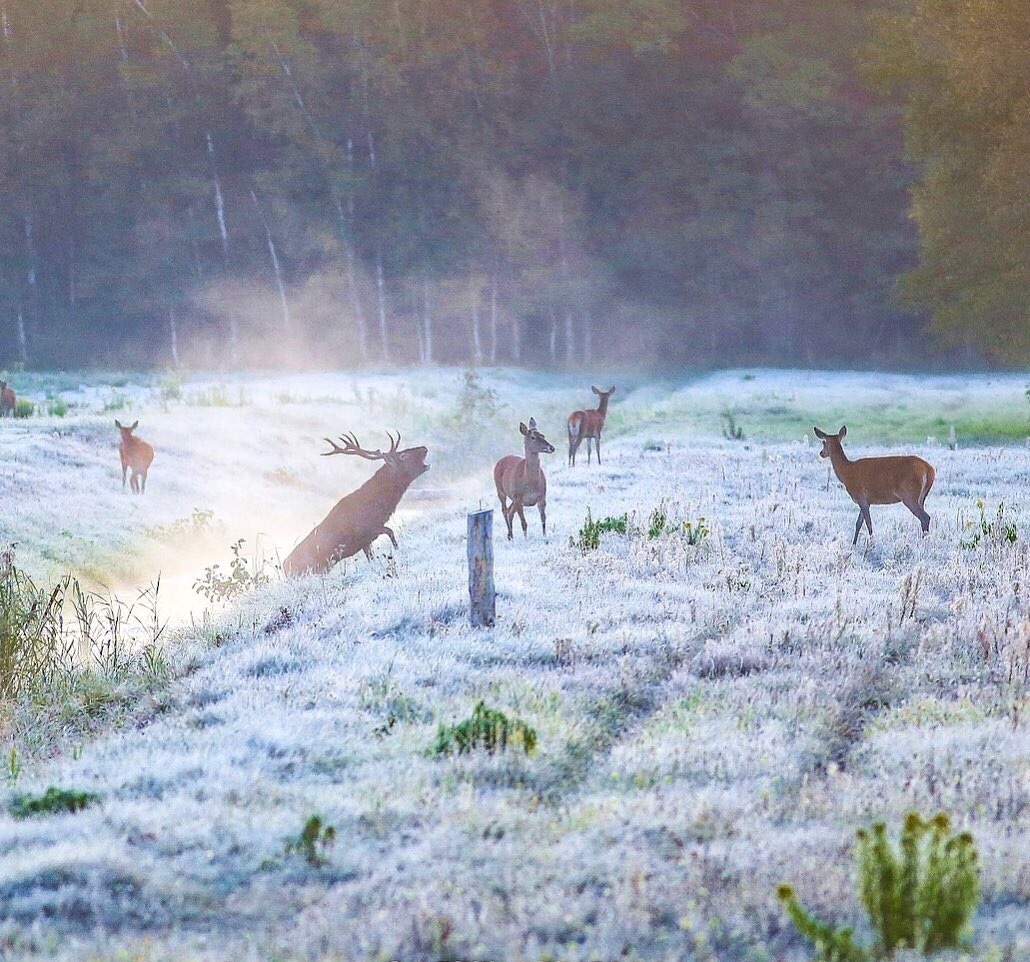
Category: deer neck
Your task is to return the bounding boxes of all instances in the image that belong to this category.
[523,445,542,486]
[826,441,853,484]
[596,395,610,419]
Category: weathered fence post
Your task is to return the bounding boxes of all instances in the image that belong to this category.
[467,509,495,628]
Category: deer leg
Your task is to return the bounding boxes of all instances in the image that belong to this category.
[140,471,147,495]
[502,501,515,540]
[362,544,374,560]
[130,471,139,495]
[596,435,602,465]
[538,498,547,536]
[515,500,528,537]
[375,525,399,549]
[863,504,874,538]
[121,464,128,489]
[853,509,864,546]
[901,495,931,534]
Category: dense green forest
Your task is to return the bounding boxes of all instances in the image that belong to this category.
[0,0,1024,370]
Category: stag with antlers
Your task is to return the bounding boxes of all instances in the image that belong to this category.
[282,431,429,576]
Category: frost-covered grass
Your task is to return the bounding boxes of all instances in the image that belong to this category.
[0,368,1027,961]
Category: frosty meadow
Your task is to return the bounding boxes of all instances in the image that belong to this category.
[0,367,1026,962]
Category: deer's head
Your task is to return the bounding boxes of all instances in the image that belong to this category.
[592,385,616,400]
[814,425,846,459]
[323,431,429,482]
[520,418,556,455]
[115,419,140,441]
[0,381,6,392]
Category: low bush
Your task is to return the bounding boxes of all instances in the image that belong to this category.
[961,499,1017,548]
[284,815,336,868]
[194,539,272,602]
[13,398,34,418]
[11,786,100,818]
[433,701,537,757]
[577,512,629,550]
[777,811,979,959]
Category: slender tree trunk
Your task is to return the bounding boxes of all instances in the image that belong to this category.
[206,132,238,361]
[15,305,27,364]
[512,312,521,364]
[471,284,483,364]
[548,306,558,365]
[375,250,389,361]
[344,138,369,362]
[249,187,290,333]
[422,276,433,364]
[168,307,180,368]
[489,275,498,365]
[186,204,204,281]
[582,310,592,366]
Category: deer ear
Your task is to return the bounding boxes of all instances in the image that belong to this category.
[813,426,826,439]
[839,425,847,438]
[592,386,601,395]
[130,420,139,430]
[519,422,529,436]
[608,386,616,395]
[114,419,123,429]
[528,417,537,430]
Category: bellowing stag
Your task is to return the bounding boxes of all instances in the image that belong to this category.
[282,431,429,576]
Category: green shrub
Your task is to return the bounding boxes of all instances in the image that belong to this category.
[777,811,979,959]
[721,409,745,440]
[186,384,246,407]
[11,786,100,818]
[577,511,629,550]
[194,539,271,602]
[13,398,34,418]
[157,374,182,402]
[102,392,128,412]
[433,701,537,757]
[284,815,336,867]
[682,517,710,546]
[47,398,68,417]
[961,499,1017,548]
[642,439,665,452]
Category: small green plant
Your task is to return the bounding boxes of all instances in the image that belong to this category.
[721,409,745,440]
[102,392,128,412]
[13,398,34,418]
[7,747,21,782]
[11,786,101,818]
[156,374,183,404]
[194,539,271,602]
[284,815,336,867]
[453,368,502,423]
[433,701,537,757]
[642,439,665,452]
[147,508,221,544]
[961,499,1018,549]
[47,398,68,417]
[577,511,629,550]
[777,811,979,960]
[647,504,668,539]
[682,517,710,546]
[185,384,246,408]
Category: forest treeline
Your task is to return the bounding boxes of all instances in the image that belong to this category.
[0,0,1024,370]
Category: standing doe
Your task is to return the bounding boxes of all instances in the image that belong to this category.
[568,385,615,465]
[283,431,429,576]
[0,380,16,417]
[116,420,155,494]
[814,425,935,545]
[494,418,556,540]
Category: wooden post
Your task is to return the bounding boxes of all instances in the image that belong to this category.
[467,509,495,628]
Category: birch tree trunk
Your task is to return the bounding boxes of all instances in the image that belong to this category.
[422,276,433,364]
[375,250,389,362]
[471,284,483,364]
[168,307,180,368]
[14,306,27,364]
[489,276,498,364]
[548,306,558,365]
[249,187,291,333]
[345,138,369,363]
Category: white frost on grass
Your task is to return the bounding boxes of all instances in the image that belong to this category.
[0,368,1026,960]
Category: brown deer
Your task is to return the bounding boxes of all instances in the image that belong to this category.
[567,385,615,465]
[0,380,16,417]
[282,431,429,576]
[494,418,556,540]
[814,425,936,545]
[115,420,155,494]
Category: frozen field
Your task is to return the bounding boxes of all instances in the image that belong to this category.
[0,368,1027,961]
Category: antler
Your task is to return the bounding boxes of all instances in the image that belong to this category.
[321,431,401,460]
